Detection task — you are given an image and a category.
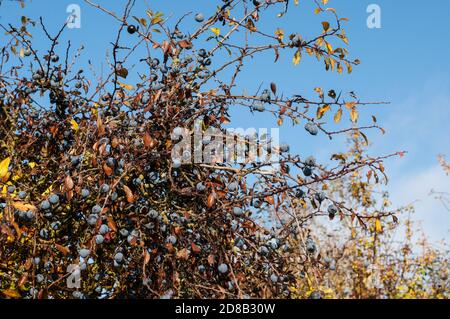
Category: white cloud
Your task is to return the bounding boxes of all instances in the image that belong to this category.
[368,75,450,243]
[388,164,450,242]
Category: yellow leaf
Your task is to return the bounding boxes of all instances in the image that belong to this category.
[118,82,135,90]
[325,41,333,53]
[28,162,36,169]
[292,50,302,66]
[334,108,342,123]
[275,28,284,41]
[375,219,382,233]
[350,107,359,123]
[316,104,330,119]
[211,27,221,36]
[41,185,53,197]
[2,289,21,298]
[0,157,11,180]
[19,47,25,57]
[71,119,79,131]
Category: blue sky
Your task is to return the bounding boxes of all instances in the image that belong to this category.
[1,0,449,241]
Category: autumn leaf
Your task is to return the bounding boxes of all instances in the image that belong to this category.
[70,119,79,131]
[270,82,277,95]
[123,185,135,203]
[0,157,11,181]
[375,218,383,233]
[118,81,135,90]
[334,108,343,123]
[350,107,359,123]
[246,19,257,32]
[103,163,113,176]
[116,67,129,79]
[143,132,157,149]
[274,28,284,41]
[12,202,37,212]
[206,193,216,208]
[55,244,70,255]
[316,104,331,119]
[345,101,357,109]
[292,50,302,66]
[2,289,21,298]
[178,39,192,49]
[144,249,151,265]
[64,175,74,190]
[207,254,215,265]
[107,216,117,232]
[211,27,220,36]
[191,242,202,254]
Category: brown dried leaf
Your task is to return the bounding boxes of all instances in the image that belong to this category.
[206,193,216,208]
[64,175,74,190]
[55,244,70,256]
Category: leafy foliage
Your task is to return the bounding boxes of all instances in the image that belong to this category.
[0,0,446,299]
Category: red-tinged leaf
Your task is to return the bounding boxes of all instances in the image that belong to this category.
[265,196,274,205]
[143,132,157,149]
[191,242,202,254]
[178,40,192,49]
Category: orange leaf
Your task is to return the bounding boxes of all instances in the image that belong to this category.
[55,244,70,255]
[103,163,113,176]
[12,202,37,212]
[2,289,21,299]
[206,193,216,208]
[107,217,117,232]
[123,185,135,203]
